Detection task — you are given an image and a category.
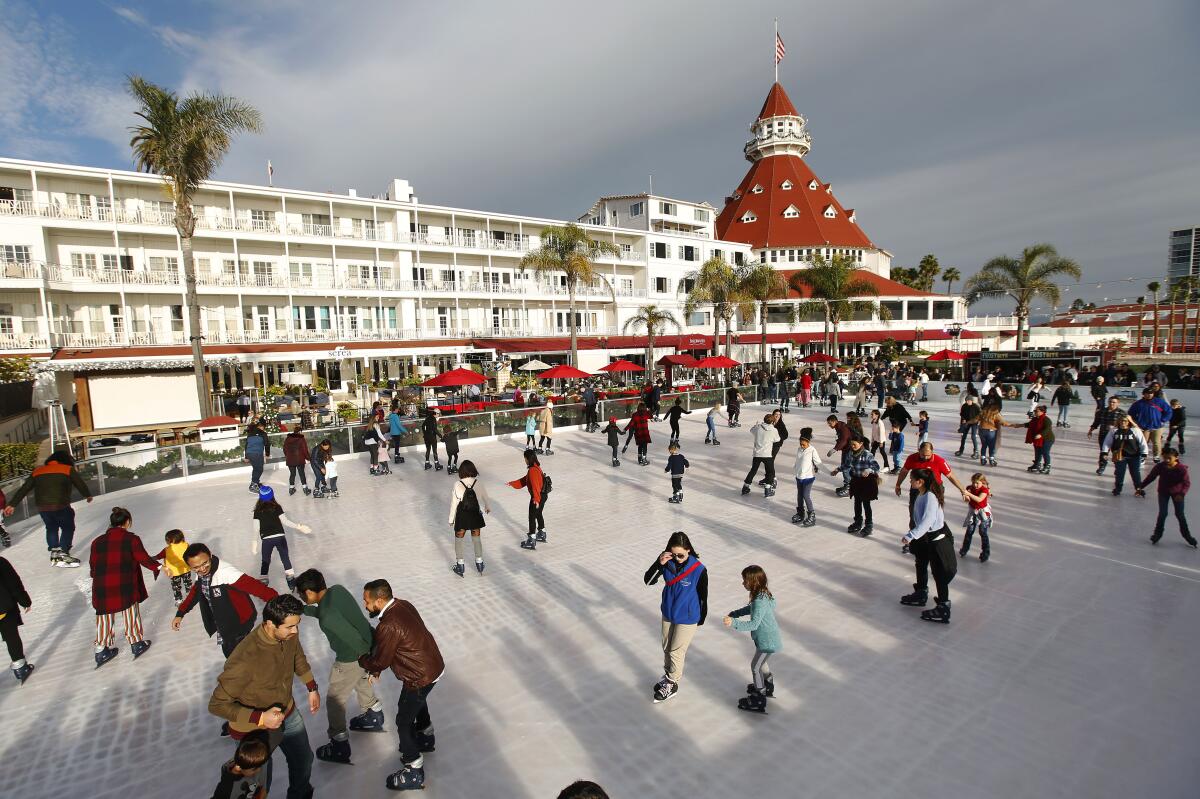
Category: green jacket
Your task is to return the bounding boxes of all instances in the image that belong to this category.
[303,584,373,663]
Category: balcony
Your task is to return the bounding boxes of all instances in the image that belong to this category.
[0,333,50,350]
[1,261,42,280]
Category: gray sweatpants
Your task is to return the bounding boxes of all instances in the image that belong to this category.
[751,649,773,690]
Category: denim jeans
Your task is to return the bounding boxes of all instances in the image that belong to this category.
[40,507,77,552]
[1154,494,1192,540]
[247,453,265,484]
[979,429,997,460]
[396,682,435,766]
[1113,457,1143,493]
[959,423,979,453]
[1033,441,1053,468]
[796,477,815,514]
[962,510,992,554]
[265,707,314,799]
[1056,405,1069,425]
[706,416,717,440]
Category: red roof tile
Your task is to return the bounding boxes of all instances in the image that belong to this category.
[776,268,941,298]
[757,82,799,120]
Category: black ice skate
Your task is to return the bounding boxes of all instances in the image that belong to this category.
[802,512,817,528]
[0,526,9,548]
[476,561,485,574]
[652,677,679,703]
[289,486,297,495]
[712,439,721,445]
[520,537,537,550]
[94,647,118,669]
[416,729,436,752]
[612,457,620,467]
[535,530,547,543]
[131,640,152,659]
[791,511,806,524]
[385,765,425,791]
[316,738,352,765]
[859,523,873,538]
[452,563,466,578]
[746,678,775,697]
[434,462,443,471]
[423,462,432,471]
[13,663,34,684]
[847,519,863,534]
[737,688,769,714]
[920,599,951,624]
[900,584,928,606]
[741,484,751,496]
[349,708,386,732]
[764,485,776,498]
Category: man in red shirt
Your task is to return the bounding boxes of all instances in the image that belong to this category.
[894,442,969,526]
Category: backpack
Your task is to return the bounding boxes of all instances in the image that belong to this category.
[541,472,553,495]
[458,481,480,516]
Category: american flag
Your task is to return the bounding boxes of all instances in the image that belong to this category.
[775,33,786,65]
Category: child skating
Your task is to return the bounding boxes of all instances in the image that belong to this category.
[665,398,691,443]
[1136,447,1197,547]
[152,529,193,605]
[440,423,465,474]
[791,427,822,526]
[869,409,890,472]
[705,402,725,445]
[422,408,443,470]
[917,410,930,446]
[604,416,621,466]
[665,442,690,504]
[833,435,880,537]
[251,485,312,591]
[524,411,538,450]
[723,564,780,714]
[312,440,339,498]
[960,473,994,561]
[888,421,905,474]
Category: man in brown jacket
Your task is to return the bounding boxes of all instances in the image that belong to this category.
[360,578,445,792]
[209,594,319,799]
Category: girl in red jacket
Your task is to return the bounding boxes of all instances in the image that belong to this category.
[1022,405,1055,475]
[509,449,548,550]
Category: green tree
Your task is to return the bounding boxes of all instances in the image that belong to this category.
[1070,298,1087,311]
[963,244,1082,353]
[622,305,681,372]
[520,222,620,367]
[0,356,35,383]
[788,253,888,359]
[127,76,262,415]
[736,262,791,365]
[1147,281,1161,354]
[942,267,962,295]
[1135,295,1146,349]
[680,256,742,357]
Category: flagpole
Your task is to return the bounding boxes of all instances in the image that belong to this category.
[774,18,779,84]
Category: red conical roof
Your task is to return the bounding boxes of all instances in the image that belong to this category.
[757,82,799,120]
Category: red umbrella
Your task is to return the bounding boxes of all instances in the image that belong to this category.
[694,355,740,369]
[598,359,645,373]
[925,349,966,361]
[800,353,839,364]
[421,367,487,387]
[539,364,591,379]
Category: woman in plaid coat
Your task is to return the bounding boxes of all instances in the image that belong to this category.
[622,403,654,465]
[89,506,160,668]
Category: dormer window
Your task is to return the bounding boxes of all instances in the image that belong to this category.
[740,212,758,223]
[731,191,742,200]
[750,184,764,194]
[823,205,837,219]
[781,180,793,190]
[846,209,857,223]
[808,180,819,190]
[782,205,800,219]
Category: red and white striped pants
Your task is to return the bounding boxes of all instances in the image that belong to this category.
[95,605,144,648]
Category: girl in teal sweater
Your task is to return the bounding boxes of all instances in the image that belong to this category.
[724,564,780,714]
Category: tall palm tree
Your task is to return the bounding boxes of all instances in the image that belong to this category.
[788,253,887,359]
[1135,295,1146,350]
[680,256,741,358]
[127,76,262,415]
[942,267,962,295]
[736,262,791,366]
[622,305,681,372]
[963,244,1082,353]
[520,222,619,367]
[1147,281,1161,354]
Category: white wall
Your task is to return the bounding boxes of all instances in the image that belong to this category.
[87,372,203,429]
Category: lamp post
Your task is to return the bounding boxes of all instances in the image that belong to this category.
[946,321,964,378]
[914,326,924,353]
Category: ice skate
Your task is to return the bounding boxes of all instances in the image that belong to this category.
[764,485,776,498]
[248,482,260,493]
[289,486,297,495]
[652,677,679,703]
[954,449,963,457]
[668,494,680,504]
[349,708,386,732]
[612,457,620,467]
[315,738,353,764]
[475,560,485,574]
[519,537,537,550]
[835,486,850,498]
[980,549,990,562]
[131,640,152,659]
[535,530,547,543]
[385,764,425,791]
[712,439,721,445]
[859,523,873,538]
[286,574,297,592]
[741,484,751,496]
[900,584,928,606]
[544,448,554,455]
[847,519,863,535]
[920,599,951,624]
[451,562,466,578]
[989,457,998,467]
[303,486,312,496]
[0,527,9,548]
[94,647,118,669]
[704,437,712,445]
[312,488,325,499]
[791,511,806,524]
[802,512,817,528]
[737,688,768,714]
[423,462,432,471]
[434,462,443,471]
[746,678,775,698]
[13,663,34,685]
[393,454,404,464]
[1039,466,1051,474]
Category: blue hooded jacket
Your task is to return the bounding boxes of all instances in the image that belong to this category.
[1129,397,1169,430]
[651,555,707,625]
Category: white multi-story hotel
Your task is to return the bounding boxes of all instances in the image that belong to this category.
[0,81,969,431]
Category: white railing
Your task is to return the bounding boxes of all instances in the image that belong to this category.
[0,333,50,350]
[1,261,41,279]
[967,315,1020,328]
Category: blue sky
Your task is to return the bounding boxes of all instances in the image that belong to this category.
[4,0,1199,312]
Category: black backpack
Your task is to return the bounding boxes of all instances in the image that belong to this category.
[541,472,553,495]
[458,481,480,515]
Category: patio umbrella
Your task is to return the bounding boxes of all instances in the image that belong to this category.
[517,359,552,371]
[694,355,740,369]
[800,352,839,364]
[421,367,488,411]
[924,349,966,361]
[539,364,591,380]
[598,359,645,373]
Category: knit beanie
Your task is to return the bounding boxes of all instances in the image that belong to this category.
[258,485,275,502]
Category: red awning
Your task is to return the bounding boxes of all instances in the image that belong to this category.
[658,354,700,367]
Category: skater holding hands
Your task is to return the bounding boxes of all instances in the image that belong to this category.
[252,485,312,592]
[723,564,780,714]
[603,416,622,466]
[90,506,160,668]
[960,473,994,561]
[152,528,193,605]
[645,532,707,703]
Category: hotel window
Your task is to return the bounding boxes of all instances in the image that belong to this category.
[688,311,708,326]
[630,202,644,217]
[363,219,377,238]
[456,227,475,246]
[619,243,632,257]
[651,242,668,259]
[659,202,676,216]
[250,208,270,224]
[620,278,634,295]
[170,305,184,333]
[1,245,32,264]
[655,277,669,293]
[694,209,709,222]
[71,253,97,269]
[808,180,819,189]
[734,252,745,266]
[823,206,836,218]
[0,187,33,204]
[770,250,778,263]
[589,216,601,226]
[740,212,757,223]
[783,205,799,218]
[712,248,723,261]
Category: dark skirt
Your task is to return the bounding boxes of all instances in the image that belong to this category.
[454,506,486,531]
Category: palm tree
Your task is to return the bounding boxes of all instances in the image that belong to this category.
[942,267,962,295]
[963,244,1082,353]
[1135,295,1146,350]
[622,305,681,372]
[680,256,741,358]
[1165,282,1181,353]
[520,222,619,367]
[127,76,262,415]
[788,253,887,359]
[1147,281,1161,354]
[736,262,791,366]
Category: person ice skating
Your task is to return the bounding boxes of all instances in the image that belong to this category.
[959,473,994,561]
[853,377,869,416]
[864,409,889,473]
[724,564,780,714]
[294,569,386,765]
[1089,396,1125,474]
[834,436,881,537]
[826,414,853,494]
[882,395,913,436]
[0,556,33,684]
[173,543,279,658]
[895,442,970,527]
[362,419,388,476]
[448,460,491,574]
[282,426,312,496]
[665,398,691,442]
[888,421,906,474]
[899,469,958,624]
[153,529,193,605]
[917,410,930,446]
[705,401,725,445]
[800,368,813,407]
[537,401,556,454]
[212,730,270,799]
[956,395,981,458]
[623,402,653,465]
[791,427,823,526]
[388,405,408,464]
[644,532,708,703]
[977,405,1017,467]
[1102,415,1149,496]
[90,506,160,669]
[583,385,599,432]
[359,579,446,792]
[0,486,8,549]
[1022,405,1055,474]
[825,371,843,413]
[524,411,538,449]
[3,450,94,567]
[1027,378,1046,417]
[1166,398,1186,455]
[440,422,465,473]
[421,408,443,470]
[252,485,312,591]
[771,409,789,466]
[1129,387,1171,461]
[726,385,742,427]
[742,414,781,497]
[1091,375,1108,409]
[509,449,548,550]
[1051,381,1074,427]
[244,422,271,492]
[603,416,622,466]
[236,390,253,424]
[209,594,320,799]
[646,382,663,421]
[1136,447,1197,547]
[665,442,690,504]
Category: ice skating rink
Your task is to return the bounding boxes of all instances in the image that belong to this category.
[2,397,1199,799]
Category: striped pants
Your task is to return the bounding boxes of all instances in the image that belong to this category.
[95,605,144,649]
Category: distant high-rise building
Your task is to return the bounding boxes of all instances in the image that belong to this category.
[1169,226,1200,284]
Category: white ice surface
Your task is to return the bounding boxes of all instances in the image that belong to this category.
[2,397,1198,799]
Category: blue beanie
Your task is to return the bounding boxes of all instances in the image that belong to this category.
[258,484,275,502]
